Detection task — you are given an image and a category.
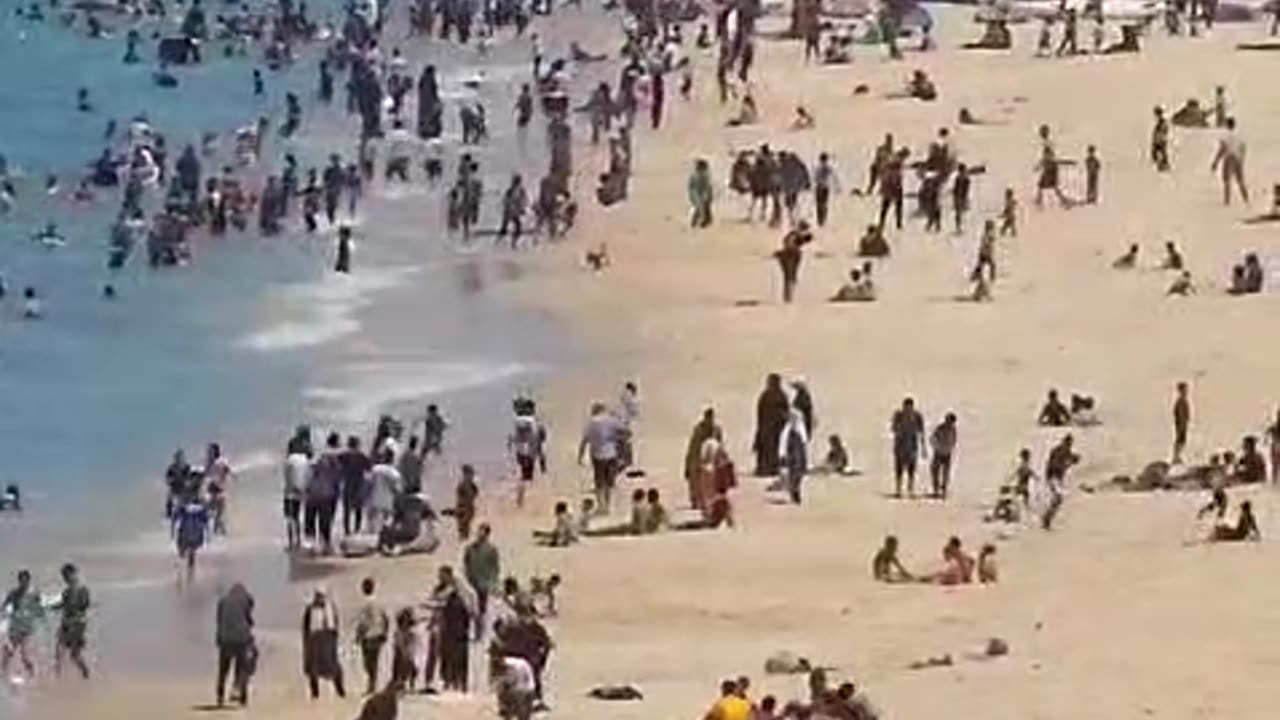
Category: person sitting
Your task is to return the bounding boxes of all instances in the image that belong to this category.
[821,33,853,64]
[985,485,1021,523]
[1038,389,1072,427]
[0,484,20,512]
[585,243,610,271]
[963,19,1012,50]
[642,488,670,533]
[857,224,890,257]
[820,434,852,475]
[377,492,439,556]
[1162,241,1185,270]
[1170,99,1210,128]
[1210,500,1260,542]
[1242,253,1265,293]
[1104,23,1141,54]
[532,501,578,547]
[1229,263,1249,295]
[1168,270,1195,296]
[1112,243,1139,269]
[977,544,998,583]
[1233,436,1267,484]
[628,488,650,534]
[923,537,975,585]
[791,105,816,130]
[1070,394,1099,426]
[830,269,876,303]
[727,90,759,127]
[1197,487,1229,521]
[906,70,938,101]
[872,535,912,582]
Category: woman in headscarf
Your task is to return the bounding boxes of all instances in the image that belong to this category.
[435,567,472,692]
[683,408,721,509]
[302,587,346,699]
[791,379,816,440]
[752,373,790,476]
[779,408,810,504]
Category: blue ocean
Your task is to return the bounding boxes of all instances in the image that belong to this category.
[0,0,601,689]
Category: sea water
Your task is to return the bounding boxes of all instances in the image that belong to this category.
[0,0,615,686]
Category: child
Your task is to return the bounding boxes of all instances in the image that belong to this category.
[999,188,1018,237]
[823,434,850,474]
[391,607,418,691]
[1084,145,1101,204]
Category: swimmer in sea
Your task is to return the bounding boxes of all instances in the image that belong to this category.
[22,287,42,319]
[0,484,20,512]
[76,87,92,112]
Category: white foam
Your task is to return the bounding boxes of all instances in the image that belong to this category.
[304,359,535,424]
[236,266,419,352]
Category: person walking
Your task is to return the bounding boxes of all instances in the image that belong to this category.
[354,577,390,696]
[890,397,926,498]
[928,413,958,499]
[55,563,92,679]
[773,221,814,303]
[812,153,840,227]
[688,159,714,228]
[464,524,501,640]
[215,583,256,707]
[302,587,346,699]
[1210,117,1249,206]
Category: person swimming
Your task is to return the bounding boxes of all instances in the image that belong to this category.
[0,484,20,512]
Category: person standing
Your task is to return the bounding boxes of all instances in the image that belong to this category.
[509,413,542,509]
[435,567,472,692]
[1210,117,1249,206]
[688,159,714,229]
[306,433,343,554]
[753,374,790,477]
[464,524,501,640]
[335,225,354,273]
[928,413,958,500]
[951,163,972,233]
[1042,434,1080,530]
[499,174,529,249]
[1173,382,1192,464]
[877,149,906,230]
[55,563,92,679]
[302,587,346,699]
[283,450,310,550]
[397,436,425,495]
[215,583,255,707]
[685,408,722,509]
[650,66,666,129]
[812,153,840,227]
[1150,106,1171,172]
[354,577,390,696]
[773,221,813,303]
[577,403,624,513]
[779,409,810,504]
[339,436,372,536]
[423,404,449,456]
[1084,145,1101,204]
[454,464,480,540]
[891,397,926,498]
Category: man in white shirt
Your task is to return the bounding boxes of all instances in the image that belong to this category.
[1210,116,1249,206]
[577,403,626,513]
[283,452,311,549]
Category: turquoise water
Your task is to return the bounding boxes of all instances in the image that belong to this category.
[0,1,593,686]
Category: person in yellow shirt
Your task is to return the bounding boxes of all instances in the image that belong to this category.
[705,680,753,720]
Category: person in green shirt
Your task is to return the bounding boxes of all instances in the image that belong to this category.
[688,159,714,229]
[463,524,500,639]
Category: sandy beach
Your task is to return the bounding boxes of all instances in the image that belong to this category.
[24,5,1280,720]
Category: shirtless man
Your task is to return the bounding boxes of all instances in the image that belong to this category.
[872,535,912,582]
[1210,117,1249,206]
[1042,435,1079,530]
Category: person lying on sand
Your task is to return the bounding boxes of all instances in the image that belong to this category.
[872,535,913,582]
[1112,244,1138,269]
[1210,500,1260,542]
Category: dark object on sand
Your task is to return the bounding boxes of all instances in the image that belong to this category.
[853,84,870,95]
[1237,41,1280,51]
[588,685,644,701]
[158,36,200,64]
[985,638,1009,657]
[907,654,954,670]
[153,71,179,88]
[764,651,813,675]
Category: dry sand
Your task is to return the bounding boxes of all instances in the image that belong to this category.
[41,8,1280,720]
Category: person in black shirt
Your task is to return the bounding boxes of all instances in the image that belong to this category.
[1038,389,1071,427]
[339,436,372,536]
